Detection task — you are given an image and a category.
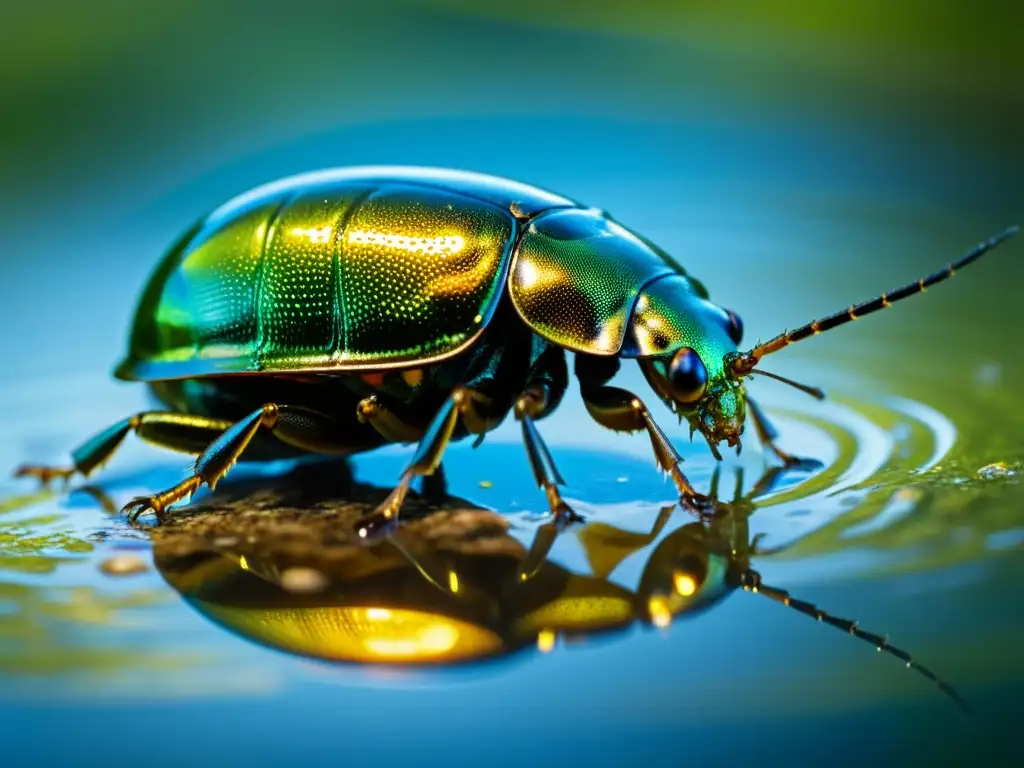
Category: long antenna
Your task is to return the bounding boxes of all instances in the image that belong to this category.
[750,369,826,400]
[742,570,971,715]
[731,226,1019,375]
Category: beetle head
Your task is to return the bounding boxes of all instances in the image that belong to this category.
[634,296,748,457]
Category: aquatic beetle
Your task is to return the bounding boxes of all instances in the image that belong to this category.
[149,463,967,711]
[14,166,1019,536]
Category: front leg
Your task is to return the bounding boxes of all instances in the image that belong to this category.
[580,384,712,510]
[746,397,822,471]
[14,412,234,487]
[512,382,586,581]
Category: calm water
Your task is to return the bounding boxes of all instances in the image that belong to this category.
[2,7,1023,761]
[1,117,1022,766]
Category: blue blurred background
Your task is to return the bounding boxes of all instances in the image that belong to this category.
[1,2,1022,766]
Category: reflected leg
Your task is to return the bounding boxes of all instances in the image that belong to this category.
[706,462,807,556]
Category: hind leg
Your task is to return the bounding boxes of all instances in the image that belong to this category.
[121,404,346,522]
[15,412,234,486]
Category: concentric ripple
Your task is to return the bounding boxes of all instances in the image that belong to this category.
[717,393,958,551]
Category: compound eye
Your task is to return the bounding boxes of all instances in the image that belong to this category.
[668,347,708,404]
[725,309,744,345]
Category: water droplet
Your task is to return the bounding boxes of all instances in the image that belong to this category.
[976,462,1018,480]
[974,363,1001,387]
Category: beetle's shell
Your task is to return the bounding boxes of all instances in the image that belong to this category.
[117,166,702,381]
[117,167,575,380]
[511,208,687,356]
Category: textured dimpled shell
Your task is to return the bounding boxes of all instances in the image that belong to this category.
[118,168,554,379]
[509,209,682,355]
[258,188,367,362]
[176,200,279,361]
[338,187,511,365]
[626,274,737,380]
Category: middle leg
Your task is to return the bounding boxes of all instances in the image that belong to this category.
[514,361,581,528]
[354,386,490,540]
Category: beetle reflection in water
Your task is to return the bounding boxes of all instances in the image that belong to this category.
[13,167,1019,541]
[141,462,968,713]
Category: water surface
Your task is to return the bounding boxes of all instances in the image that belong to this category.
[1,5,1023,764]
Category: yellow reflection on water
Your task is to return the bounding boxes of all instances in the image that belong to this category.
[648,596,672,629]
[362,622,459,658]
[673,571,697,597]
[202,604,504,664]
[537,629,556,653]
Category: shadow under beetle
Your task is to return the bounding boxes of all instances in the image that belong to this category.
[14,166,1019,538]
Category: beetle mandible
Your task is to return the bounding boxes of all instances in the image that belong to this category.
[14,166,1018,536]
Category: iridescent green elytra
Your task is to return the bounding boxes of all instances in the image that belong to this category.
[15,166,1017,537]
[119,167,726,379]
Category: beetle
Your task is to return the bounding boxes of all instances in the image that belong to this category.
[148,462,967,712]
[14,166,1018,538]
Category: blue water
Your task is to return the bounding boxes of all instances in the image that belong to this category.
[1,11,1022,764]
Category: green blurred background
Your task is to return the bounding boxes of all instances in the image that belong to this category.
[1,2,1022,766]
[2,0,1022,377]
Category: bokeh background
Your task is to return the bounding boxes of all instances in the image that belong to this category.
[2,0,1022,380]
[1,2,1022,766]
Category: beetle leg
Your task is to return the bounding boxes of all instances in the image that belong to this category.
[355,387,482,541]
[744,464,791,503]
[515,384,582,528]
[746,397,822,470]
[121,404,343,523]
[14,412,234,487]
[13,464,76,486]
[356,395,426,443]
[581,385,713,510]
[355,396,454,502]
[122,476,203,524]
